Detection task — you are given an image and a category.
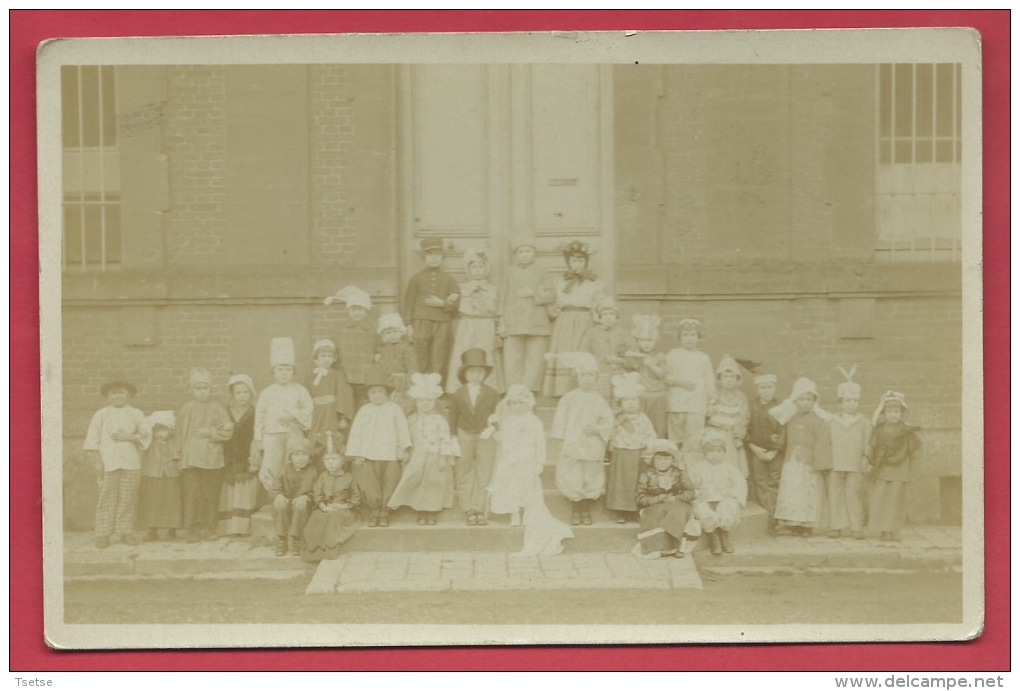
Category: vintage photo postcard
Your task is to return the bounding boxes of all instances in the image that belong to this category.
[39,28,983,650]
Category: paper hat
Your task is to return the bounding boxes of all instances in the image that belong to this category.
[545,351,598,373]
[611,372,645,399]
[642,438,678,462]
[270,337,296,368]
[99,378,137,397]
[188,368,213,387]
[715,355,742,379]
[630,314,661,340]
[146,410,176,430]
[324,285,372,311]
[769,377,828,425]
[510,233,537,252]
[227,374,256,396]
[407,372,444,400]
[504,384,535,407]
[286,435,313,457]
[560,240,596,259]
[322,431,343,460]
[457,348,494,384]
[872,390,908,426]
[462,247,491,269]
[419,237,444,253]
[377,313,407,335]
[312,339,337,356]
[593,296,619,316]
[677,317,702,334]
[361,366,395,394]
[836,365,861,399]
[700,427,728,450]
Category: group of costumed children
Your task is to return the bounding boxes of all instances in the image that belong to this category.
[83,236,921,562]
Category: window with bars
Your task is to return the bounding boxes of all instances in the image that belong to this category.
[875,63,962,262]
[62,65,121,270]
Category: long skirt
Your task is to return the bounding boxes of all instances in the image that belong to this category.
[868,479,908,533]
[387,452,455,512]
[541,310,594,396]
[217,474,259,535]
[302,507,360,561]
[136,476,182,530]
[605,448,642,512]
[774,459,826,527]
[637,500,696,554]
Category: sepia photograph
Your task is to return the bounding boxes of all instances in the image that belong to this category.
[38,28,983,650]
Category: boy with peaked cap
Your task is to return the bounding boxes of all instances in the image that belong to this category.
[254,338,313,494]
[498,233,556,393]
[176,367,234,543]
[325,285,377,410]
[345,366,413,527]
[827,366,871,539]
[270,435,318,556]
[83,378,151,549]
[744,362,785,533]
[403,237,460,386]
[448,348,500,525]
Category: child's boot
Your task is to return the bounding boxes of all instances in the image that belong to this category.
[379,509,390,527]
[706,530,722,555]
[289,536,301,556]
[275,536,287,557]
[368,510,379,528]
[580,499,593,526]
[570,502,582,526]
[718,529,734,554]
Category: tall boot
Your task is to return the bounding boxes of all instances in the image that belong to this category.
[718,528,734,554]
[706,530,722,555]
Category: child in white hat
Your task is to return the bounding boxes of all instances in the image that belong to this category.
[254,338,313,494]
[688,427,749,555]
[867,390,921,542]
[548,352,615,526]
[388,373,461,525]
[325,285,376,409]
[664,318,716,448]
[579,296,631,405]
[137,411,181,542]
[826,366,871,539]
[446,247,502,395]
[542,240,605,397]
[605,373,658,523]
[176,368,235,543]
[498,233,556,393]
[622,314,668,438]
[374,313,419,416]
[770,377,832,537]
[705,355,750,478]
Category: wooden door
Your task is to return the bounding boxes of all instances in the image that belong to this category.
[400,64,613,291]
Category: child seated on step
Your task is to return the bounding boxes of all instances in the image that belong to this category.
[687,427,748,555]
[302,433,360,562]
[270,436,317,557]
[634,439,699,559]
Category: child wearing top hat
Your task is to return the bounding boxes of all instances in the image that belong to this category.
[306,339,355,460]
[345,366,413,527]
[254,338,314,494]
[176,367,235,543]
[448,348,500,526]
[827,366,871,539]
[83,378,151,549]
[770,377,832,536]
[403,237,460,386]
[136,410,181,542]
[325,285,377,410]
[542,240,604,397]
[388,373,461,525]
[867,390,921,542]
[665,318,716,447]
[498,233,556,394]
[446,247,501,395]
[547,352,615,526]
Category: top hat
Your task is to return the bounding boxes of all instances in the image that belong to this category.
[457,348,494,384]
[99,379,137,397]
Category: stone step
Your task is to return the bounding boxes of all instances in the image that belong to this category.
[249,495,769,554]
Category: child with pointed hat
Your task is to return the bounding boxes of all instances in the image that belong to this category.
[867,390,921,542]
[301,432,361,561]
[826,366,871,539]
[605,373,658,523]
[547,352,615,526]
[253,338,313,494]
[388,373,462,525]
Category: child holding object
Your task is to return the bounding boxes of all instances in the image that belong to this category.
[448,348,500,526]
[634,439,699,559]
[403,237,460,386]
[302,433,361,562]
[254,338,313,493]
[387,373,461,526]
[867,391,922,542]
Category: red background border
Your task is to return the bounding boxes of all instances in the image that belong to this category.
[10,10,1009,672]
